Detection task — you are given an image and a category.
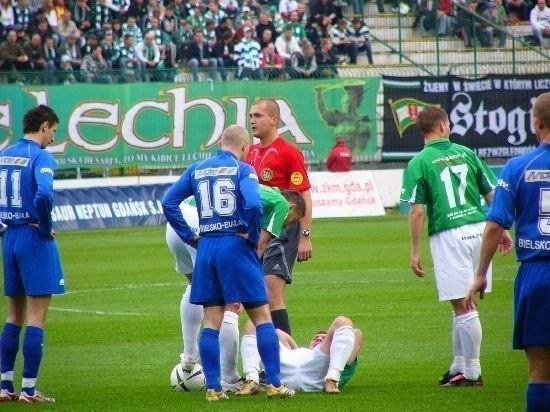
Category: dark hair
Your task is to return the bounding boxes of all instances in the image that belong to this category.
[23,105,59,134]
[415,106,448,136]
[281,189,306,219]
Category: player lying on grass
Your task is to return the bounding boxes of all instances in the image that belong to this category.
[236,315,362,395]
[166,186,305,392]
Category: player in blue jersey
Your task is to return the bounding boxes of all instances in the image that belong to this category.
[466,92,550,411]
[0,105,64,404]
[162,125,295,402]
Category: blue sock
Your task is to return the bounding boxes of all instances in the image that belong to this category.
[22,326,44,396]
[526,383,550,412]
[256,322,281,387]
[199,328,221,391]
[0,323,22,392]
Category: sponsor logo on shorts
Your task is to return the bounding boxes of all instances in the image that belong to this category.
[261,168,274,182]
[59,279,65,286]
[290,172,303,186]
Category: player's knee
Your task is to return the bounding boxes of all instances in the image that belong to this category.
[333,315,353,328]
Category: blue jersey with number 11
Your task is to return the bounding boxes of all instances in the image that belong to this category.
[0,139,55,235]
[163,150,262,245]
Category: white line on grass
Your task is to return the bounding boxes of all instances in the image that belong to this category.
[49,307,148,316]
[63,281,183,295]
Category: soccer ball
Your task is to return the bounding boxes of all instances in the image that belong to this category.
[170,363,206,392]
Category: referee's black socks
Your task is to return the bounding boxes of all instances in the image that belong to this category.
[271,309,291,335]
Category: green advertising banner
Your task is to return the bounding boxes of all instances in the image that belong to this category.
[0,78,379,170]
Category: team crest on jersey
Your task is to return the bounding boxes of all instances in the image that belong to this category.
[261,168,274,182]
[291,172,303,185]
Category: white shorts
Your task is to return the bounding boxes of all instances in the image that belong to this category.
[165,200,200,278]
[166,224,196,277]
[278,345,329,392]
[430,221,492,301]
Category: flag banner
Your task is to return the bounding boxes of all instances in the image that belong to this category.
[0,78,380,170]
[382,74,548,160]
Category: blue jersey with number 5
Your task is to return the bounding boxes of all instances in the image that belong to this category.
[0,139,55,235]
[163,150,262,246]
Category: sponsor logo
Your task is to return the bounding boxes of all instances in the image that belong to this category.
[497,179,510,191]
[525,170,550,182]
[0,156,30,166]
[290,172,303,186]
[195,167,237,179]
[261,168,274,182]
[40,167,54,175]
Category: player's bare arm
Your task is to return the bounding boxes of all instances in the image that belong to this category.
[409,203,425,278]
[297,189,313,262]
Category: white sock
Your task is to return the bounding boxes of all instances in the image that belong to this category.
[450,312,465,375]
[326,326,355,383]
[180,284,203,359]
[456,311,482,380]
[240,334,261,383]
[220,311,240,383]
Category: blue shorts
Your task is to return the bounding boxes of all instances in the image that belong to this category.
[3,225,65,296]
[190,235,268,306]
[513,261,550,349]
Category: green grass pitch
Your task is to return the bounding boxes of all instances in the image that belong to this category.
[0,213,525,411]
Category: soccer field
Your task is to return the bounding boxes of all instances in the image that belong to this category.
[0,213,525,411]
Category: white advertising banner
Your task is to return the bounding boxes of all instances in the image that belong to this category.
[309,171,386,218]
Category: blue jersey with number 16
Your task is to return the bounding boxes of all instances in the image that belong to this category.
[162,150,262,246]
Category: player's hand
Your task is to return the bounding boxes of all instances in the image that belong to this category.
[465,275,487,311]
[410,253,424,278]
[188,235,200,249]
[498,230,513,256]
[297,236,312,262]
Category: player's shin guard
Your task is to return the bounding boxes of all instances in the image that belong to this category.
[271,309,291,335]
[450,312,465,374]
[220,311,240,383]
[456,311,482,380]
[255,323,281,388]
[199,328,222,391]
[526,383,550,412]
[240,334,261,383]
[22,326,44,396]
[326,326,355,383]
[181,285,203,359]
[1,323,21,393]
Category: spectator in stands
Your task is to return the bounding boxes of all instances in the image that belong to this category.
[311,0,337,36]
[187,28,218,81]
[127,0,148,27]
[71,0,92,34]
[288,10,307,44]
[119,34,141,82]
[32,18,58,47]
[268,5,286,35]
[14,0,34,33]
[94,0,113,33]
[275,24,302,66]
[235,6,255,27]
[505,0,530,21]
[348,17,373,65]
[315,37,338,77]
[53,0,67,20]
[213,29,236,80]
[56,10,79,47]
[326,136,352,172]
[215,16,234,40]
[458,0,491,47]
[205,0,226,26]
[163,5,180,38]
[290,41,318,78]
[0,29,30,83]
[175,21,193,63]
[481,0,510,47]
[259,27,274,49]
[43,0,59,30]
[187,5,205,30]
[81,32,98,56]
[59,34,81,83]
[81,44,113,83]
[101,31,120,71]
[220,0,239,19]
[256,12,276,42]
[279,0,298,20]
[203,19,218,49]
[329,18,354,64]
[530,0,550,46]
[42,35,59,83]
[0,0,16,37]
[436,0,453,36]
[24,32,47,83]
[107,0,129,21]
[122,15,143,46]
[136,31,162,81]
[234,25,262,79]
[260,42,284,79]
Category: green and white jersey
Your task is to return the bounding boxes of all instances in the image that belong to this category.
[401,138,496,235]
[260,185,290,238]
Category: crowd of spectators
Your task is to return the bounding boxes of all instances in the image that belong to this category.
[0,0,376,84]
